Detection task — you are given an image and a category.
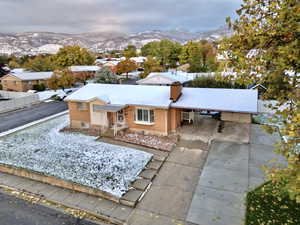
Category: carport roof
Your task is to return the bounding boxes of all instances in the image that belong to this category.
[171,88,258,113]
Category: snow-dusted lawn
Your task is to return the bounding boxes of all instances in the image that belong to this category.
[0,116,152,197]
[37,88,79,101]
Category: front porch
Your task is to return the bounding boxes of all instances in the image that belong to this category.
[91,104,128,136]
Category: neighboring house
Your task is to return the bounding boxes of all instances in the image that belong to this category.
[248,83,267,98]
[136,71,200,86]
[69,66,101,76]
[129,57,147,65]
[0,66,9,78]
[1,72,53,92]
[102,61,119,73]
[65,83,258,136]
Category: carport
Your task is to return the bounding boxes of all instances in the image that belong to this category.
[171,87,258,124]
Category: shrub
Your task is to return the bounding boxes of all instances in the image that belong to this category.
[32,84,46,92]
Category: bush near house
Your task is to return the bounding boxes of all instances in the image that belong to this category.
[32,84,46,92]
[246,181,300,225]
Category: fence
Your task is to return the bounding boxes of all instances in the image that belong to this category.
[0,91,39,114]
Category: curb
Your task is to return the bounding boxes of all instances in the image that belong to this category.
[0,110,68,138]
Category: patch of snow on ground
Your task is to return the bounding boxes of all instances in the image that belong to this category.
[37,88,78,101]
[0,115,153,197]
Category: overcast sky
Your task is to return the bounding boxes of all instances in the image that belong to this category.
[0,0,242,34]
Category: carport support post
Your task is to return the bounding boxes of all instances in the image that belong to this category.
[114,112,118,136]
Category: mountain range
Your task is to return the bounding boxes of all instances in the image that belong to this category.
[0,26,232,56]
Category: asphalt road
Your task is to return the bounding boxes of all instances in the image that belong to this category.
[0,192,99,225]
[0,101,68,133]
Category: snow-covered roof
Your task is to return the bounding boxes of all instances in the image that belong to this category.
[172,88,258,113]
[65,84,258,113]
[7,72,53,81]
[103,61,119,66]
[65,84,172,108]
[69,66,101,72]
[11,68,26,73]
[137,71,199,85]
[129,57,147,63]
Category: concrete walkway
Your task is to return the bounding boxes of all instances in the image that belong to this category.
[186,125,284,225]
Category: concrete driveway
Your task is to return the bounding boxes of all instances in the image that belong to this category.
[186,124,285,225]
[0,101,67,133]
[179,118,251,144]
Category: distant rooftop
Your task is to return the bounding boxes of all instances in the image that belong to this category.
[69,65,101,72]
[6,72,53,81]
[137,71,204,85]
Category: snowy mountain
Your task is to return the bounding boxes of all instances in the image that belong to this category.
[0,27,232,56]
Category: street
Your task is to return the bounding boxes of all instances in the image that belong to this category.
[0,101,68,133]
[0,192,99,225]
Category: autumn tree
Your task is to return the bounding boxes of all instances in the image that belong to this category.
[179,41,217,72]
[57,69,75,90]
[74,71,93,85]
[53,46,96,69]
[24,55,55,72]
[8,60,20,69]
[123,45,137,58]
[140,56,164,78]
[115,59,137,79]
[141,40,182,68]
[48,74,60,91]
[221,0,300,202]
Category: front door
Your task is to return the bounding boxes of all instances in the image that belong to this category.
[91,110,109,127]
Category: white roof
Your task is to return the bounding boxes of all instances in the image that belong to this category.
[11,68,26,73]
[65,84,172,108]
[137,71,198,85]
[130,57,147,63]
[103,61,119,66]
[69,66,101,72]
[8,72,53,81]
[172,88,258,113]
[65,84,258,113]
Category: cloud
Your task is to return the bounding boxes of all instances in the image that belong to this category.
[0,0,242,33]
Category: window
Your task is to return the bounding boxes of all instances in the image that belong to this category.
[135,108,154,124]
[77,102,87,110]
[80,122,89,128]
[13,81,17,86]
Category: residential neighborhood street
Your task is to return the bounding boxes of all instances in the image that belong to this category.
[0,101,67,133]
[0,192,99,225]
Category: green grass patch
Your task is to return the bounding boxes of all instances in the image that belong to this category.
[246,182,300,225]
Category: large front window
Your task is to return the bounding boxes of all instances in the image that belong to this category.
[135,108,154,124]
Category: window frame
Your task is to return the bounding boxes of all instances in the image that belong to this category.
[134,108,155,125]
[77,102,87,110]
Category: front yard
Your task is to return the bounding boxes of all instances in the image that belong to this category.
[0,115,152,197]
